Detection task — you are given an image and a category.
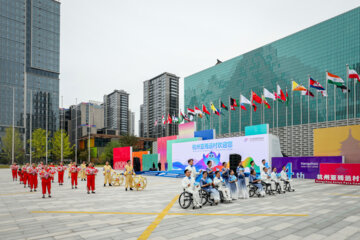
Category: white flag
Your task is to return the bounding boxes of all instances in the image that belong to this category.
[263,88,275,100]
[240,95,251,105]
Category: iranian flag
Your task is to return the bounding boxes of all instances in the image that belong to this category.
[349,68,360,82]
[327,72,344,86]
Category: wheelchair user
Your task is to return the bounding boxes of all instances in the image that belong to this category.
[200,171,220,204]
[260,167,275,193]
[271,167,284,192]
[182,169,202,208]
[280,166,295,191]
[213,171,232,201]
[249,169,265,197]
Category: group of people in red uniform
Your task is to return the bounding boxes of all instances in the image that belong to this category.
[10,162,99,198]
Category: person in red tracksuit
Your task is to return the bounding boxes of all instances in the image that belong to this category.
[70,163,81,189]
[86,163,98,194]
[48,164,55,183]
[18,166,23,184]
[10,163,18,181]
[28,163,38,192]
[57,162,66,186]
[22,163,30,188]
[39,165,53,198]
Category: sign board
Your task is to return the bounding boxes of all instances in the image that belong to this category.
[315,163,360,185]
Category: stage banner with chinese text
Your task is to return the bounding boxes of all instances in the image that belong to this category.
[315,163,360,185]
[113,146,132,170]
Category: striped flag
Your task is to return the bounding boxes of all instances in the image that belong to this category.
[349,68,360,82]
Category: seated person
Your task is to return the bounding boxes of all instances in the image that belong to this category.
[271,167,284,192]
[280,166,294,191]
[249,169,265,196]
[182,169,202,208]
[206,161,214,180]
[260,167,275,193]
[200,171,220,204]
[213,171,232,201]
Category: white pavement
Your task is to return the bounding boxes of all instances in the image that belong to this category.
[0,169,360,240]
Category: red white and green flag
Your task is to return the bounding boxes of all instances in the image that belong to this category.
[276,84,286,102]
[349,68,360,82]
[221,102,228,111]
[230,97,238,110]
[262,95,271,109]
[202,104,211,115]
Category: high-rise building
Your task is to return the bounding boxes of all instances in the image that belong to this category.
[69,101,104,147]
[128,110,135,136]
[0,0,61,156]
[142,72,179,138]
[185,7,360,157]
[139,104,144,137]
[103,90,129,135]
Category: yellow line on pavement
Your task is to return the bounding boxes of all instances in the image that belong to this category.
[31,210,158,215]
[0,192,34,196]
[168,213,308,217]
[137,195,179,240]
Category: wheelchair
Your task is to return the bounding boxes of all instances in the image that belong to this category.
[199,189,216,206]
[282,180,295,192]
[214,186,231,203]
[273,181,285,194]
[248,183,265,198]
[261,181,275,195]
[178,189,204,209]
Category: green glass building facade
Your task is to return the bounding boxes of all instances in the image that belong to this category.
[185,7,360,135]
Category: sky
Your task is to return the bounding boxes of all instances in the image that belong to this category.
[60,0,360,135]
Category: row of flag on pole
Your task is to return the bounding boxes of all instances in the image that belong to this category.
[155,69,359,125]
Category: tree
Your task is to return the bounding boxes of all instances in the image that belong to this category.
[119,135,140,151]
[31,128,47,161]
[100,141,123,162]
[79,149,88,161]
[1,126,24,163]
[50,130,73,162]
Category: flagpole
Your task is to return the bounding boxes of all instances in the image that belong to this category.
[291,80,294,156]
[308,76,310,157]
[250,91,253,126]
[219,99,221,135]
[355,71,357,119]
[300,91,302,156]
[239,93,242,135]
[346,64,349,124]
[316,90,318,126]
[326,70,328,127]
[228,97,231,134]
[285,86,288,154]
[334,84,336,124]
[276,92,279,136]
[262,87,265,124]
[272,98,275,134]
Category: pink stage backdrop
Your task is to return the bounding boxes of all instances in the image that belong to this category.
[157,135,177,170]
[178,122,196,139]
[113,146,132,170]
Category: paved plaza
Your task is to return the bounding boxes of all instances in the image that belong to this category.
[0,169,360,240]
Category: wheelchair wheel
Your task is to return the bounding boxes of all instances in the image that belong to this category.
[249,188,256,197]
[178,192,192,209]
[199,189,209,206]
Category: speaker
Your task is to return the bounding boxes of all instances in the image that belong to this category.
[229,154,242,175]
[133,157,141,172]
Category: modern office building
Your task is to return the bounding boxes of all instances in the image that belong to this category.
[128,110,135,136]
[103,90,129,135]
[139,104,144,137]
[0,0,60,156]
[69,101,104,147]
[184,7,360,156]
[142,72,179,138]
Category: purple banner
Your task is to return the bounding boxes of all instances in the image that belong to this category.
[271,156,343,179]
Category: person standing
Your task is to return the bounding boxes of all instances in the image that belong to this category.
[185,159,202,181]
[206,161,214,180]
[86,163,98,194]
[70,163,80,189]
[124,160,134,191]
[236,162,249,199]
[10,163,18,181]
[80,161,87,181]
[39,165,53,198]
[103,161,113,187]
[221,162,230,188]
[18,166,23,184]
[67,162,72,179]
[22,163,30,188]
[48,163,56,183]
[28,163,38,192]
[57,162,66,185]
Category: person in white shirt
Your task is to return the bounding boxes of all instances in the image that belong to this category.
[213,171,232,202]
[271,167,284,193]
[261,167,275,192]
[185,159,202,180]
[182,169,202,208]
[280,166,294,191]
[259,159,266,174]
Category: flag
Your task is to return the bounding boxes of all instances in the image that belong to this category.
[327,72,344,87]
[230,98,238,110]
[301,89,315,97]
[337,85,350,93]
[240,95,251,110]
[251,91,262,104]
[309,77,325,90]
[286,90,290,106]
[263,88,275,100]
[194,106,203,118]
[154,120,158,126]
[179,113,184,123]
[277,84,286,101]
[167,114,172,124]
[202,104,211,115]
[187,108,195,116]
[221,102,228,111]
[349,68,360,82]
[319,90,328,97]
[162,115,166,124]
[210,103,220,116]
[262,95,271,109]
[292,81,307,91]
[181,112,190,122]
